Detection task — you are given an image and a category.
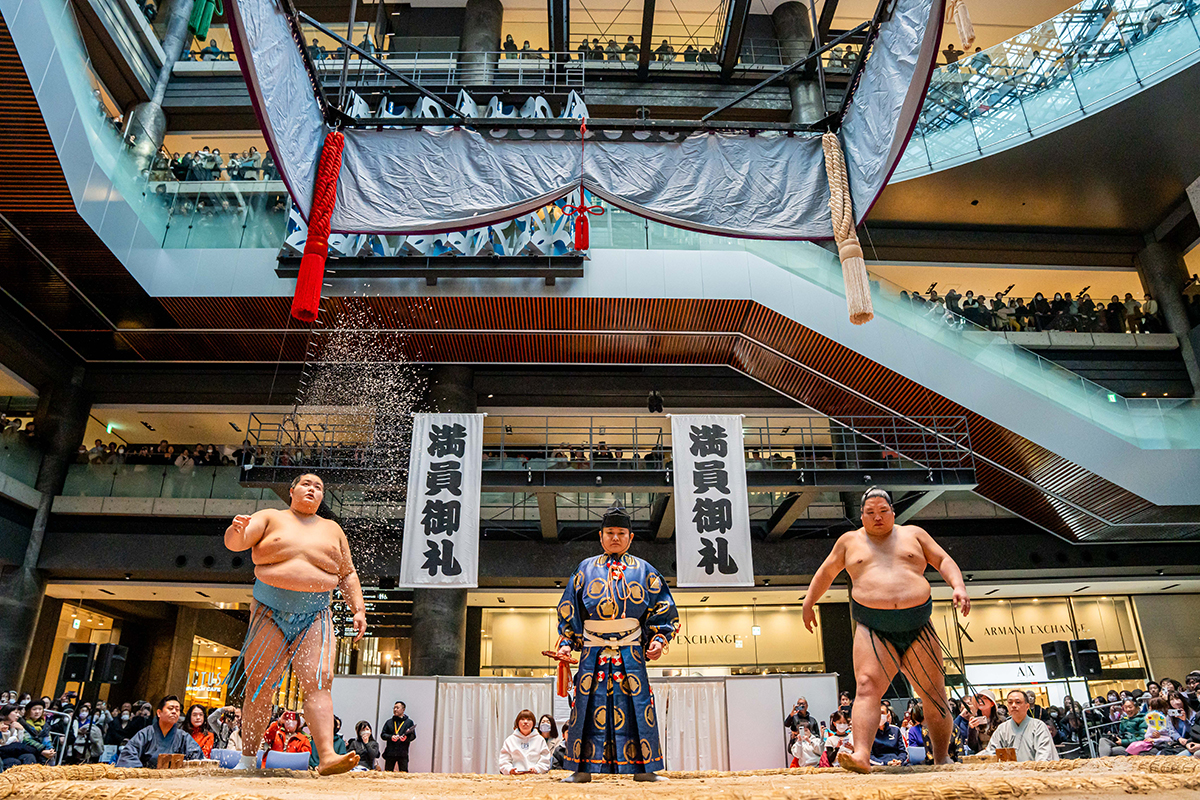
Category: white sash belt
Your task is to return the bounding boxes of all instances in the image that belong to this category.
[582,618,641,648]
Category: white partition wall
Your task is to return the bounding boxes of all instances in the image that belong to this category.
[377,677,438,772]
[330,675,381,742]
[724,676,785,771]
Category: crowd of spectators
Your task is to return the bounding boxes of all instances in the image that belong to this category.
[898,287,1183,334]
[148,147,279,183]
[783,671,1200,767]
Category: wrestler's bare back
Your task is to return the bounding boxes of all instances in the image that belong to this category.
[837,524,936,609]
[231,508,351,593]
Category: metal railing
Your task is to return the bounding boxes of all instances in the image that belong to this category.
[244,413,973,474]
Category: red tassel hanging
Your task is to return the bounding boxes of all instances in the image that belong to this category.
[542,649,579,697]
[574,212,589,251]
[291,130,345,323]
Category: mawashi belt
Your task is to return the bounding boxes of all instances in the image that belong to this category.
[583,618,641,648]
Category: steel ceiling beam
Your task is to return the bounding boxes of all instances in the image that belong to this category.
[637,0,656,79]
[718,0,753,78]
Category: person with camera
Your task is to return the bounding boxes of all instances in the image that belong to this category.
[207,705,242,751]
[790,721,822,767]
[785,697,819,766]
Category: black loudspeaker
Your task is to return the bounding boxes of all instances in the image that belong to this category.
[378,577,397,591]
[61,642,95,682]
[92,643,128,684]
[1042,640,1074,679]
[1071,638,1103,677]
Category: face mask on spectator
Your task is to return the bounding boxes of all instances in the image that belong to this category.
[835,723,849,733]
[539,723,552,733]
[121,712,130,721]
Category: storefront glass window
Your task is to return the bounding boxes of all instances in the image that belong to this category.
[185,637,238,710]
[479,605,823,676]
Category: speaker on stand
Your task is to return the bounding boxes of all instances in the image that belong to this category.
[1070,639,1103,678]
[1041,640,1074,680]
[92,644,128,684]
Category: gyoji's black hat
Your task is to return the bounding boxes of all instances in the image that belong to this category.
[601,500,632,530]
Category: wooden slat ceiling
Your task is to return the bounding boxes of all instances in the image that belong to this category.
[0,18,1192,544]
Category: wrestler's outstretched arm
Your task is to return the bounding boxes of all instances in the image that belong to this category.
[335,528,367,641]
[914,527,970,616]
[225,509,271,551]
[800,534,848,632]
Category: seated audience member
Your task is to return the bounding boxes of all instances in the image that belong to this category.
[0,717,53,769]
[350,720,382,771]
[182,704,214,758]
[116,696,203,768]
[1127,696,1181,755]
[22,701,47,741]
[870,703,909,766]
[823,710,853,766]
[983,690,1058,762]
[309,716,348,769]
[537,714,558,752]
[266,711,311,753]
[785,696,819,765]
[905,701,933,764]
[1099,697,1145,756]
[498,709,552,775]
[790,721,822,767]
[1184,673,1200,715]
[971,691,1001,751]
[67,706,104,764]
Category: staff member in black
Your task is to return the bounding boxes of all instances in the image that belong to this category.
[380,701,416,772]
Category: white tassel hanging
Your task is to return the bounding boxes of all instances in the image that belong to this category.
[947,0,976,49]
[822,131,874,326]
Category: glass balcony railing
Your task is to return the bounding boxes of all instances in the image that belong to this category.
[0,435,43,487]
[61,464,268,500]
[37,0,291,252]
[894,0,1200,179]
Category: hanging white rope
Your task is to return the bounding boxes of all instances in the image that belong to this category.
[947,0,976,48]
[822,131,874,326]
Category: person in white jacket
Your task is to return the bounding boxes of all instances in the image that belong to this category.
[499,710,552,775]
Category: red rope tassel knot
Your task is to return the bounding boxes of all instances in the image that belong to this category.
[542,649,579,697]
[564,191,604,253]
[291,129,345,323]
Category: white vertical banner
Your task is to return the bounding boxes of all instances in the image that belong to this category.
[399,413,484,588]
[670,415,754,587]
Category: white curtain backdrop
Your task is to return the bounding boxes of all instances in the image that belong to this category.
[655,680,729,772]
[433,679,553,774]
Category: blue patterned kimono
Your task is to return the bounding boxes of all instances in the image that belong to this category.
[557,552,679,773]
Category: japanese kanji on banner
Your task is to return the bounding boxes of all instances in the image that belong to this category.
[670,415,755,587]
[399,413,484,588]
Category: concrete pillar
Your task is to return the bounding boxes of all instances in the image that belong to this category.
[1136,242,1200,396]
[0,366,91,690]
[408,365,475,676]
[771,1,823,124]
[409,589,468,676]
[125,0,196,171]
[457,0,503,87]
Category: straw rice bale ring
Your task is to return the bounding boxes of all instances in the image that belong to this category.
[1,757,1199,800]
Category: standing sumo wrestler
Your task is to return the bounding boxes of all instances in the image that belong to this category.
[556,501,679,782]
[224,472,366,775]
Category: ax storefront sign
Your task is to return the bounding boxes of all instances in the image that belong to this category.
[399,413,484,587]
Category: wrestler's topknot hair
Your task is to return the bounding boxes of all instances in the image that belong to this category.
[861,486,893,510]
